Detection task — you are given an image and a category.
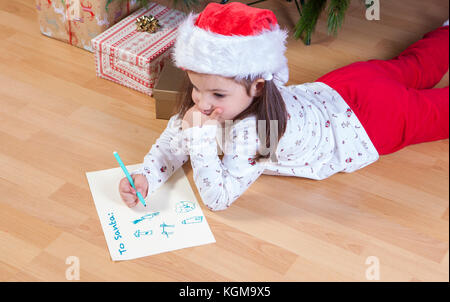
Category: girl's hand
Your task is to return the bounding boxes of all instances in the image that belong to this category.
[182,105,223,130]
[118,174,149,208]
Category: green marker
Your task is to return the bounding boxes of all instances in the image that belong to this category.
[113,151,147,207]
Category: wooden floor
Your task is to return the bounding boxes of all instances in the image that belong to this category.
[1,0,448,282]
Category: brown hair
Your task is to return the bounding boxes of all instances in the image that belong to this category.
[172,72,288,163]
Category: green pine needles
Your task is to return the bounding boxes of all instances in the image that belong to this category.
[293,0,328,45]
[294,0,370,45]
[109,0,370,45]
[327,0,351,37]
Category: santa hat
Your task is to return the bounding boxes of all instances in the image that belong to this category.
[171,2,290,87]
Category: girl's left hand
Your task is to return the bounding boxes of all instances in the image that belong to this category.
[182,105,223,130]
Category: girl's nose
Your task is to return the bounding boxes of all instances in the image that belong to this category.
[197,99,212,111]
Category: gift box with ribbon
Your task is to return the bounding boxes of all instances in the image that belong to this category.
[36,0,142,52]
[91,3,186,96]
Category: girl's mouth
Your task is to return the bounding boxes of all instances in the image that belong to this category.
[202,110,212,115]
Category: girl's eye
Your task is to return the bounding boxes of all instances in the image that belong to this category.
[192,86,224,98]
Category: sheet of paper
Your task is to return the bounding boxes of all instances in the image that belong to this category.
[86,164,216,261]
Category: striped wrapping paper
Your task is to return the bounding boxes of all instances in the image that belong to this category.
[91,2,186,96]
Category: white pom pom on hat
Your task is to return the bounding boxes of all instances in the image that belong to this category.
[171,2,290,87]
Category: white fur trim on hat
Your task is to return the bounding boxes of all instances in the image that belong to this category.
[171,12,290,86]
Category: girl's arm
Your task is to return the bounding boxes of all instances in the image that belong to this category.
[181,118,265,211]
[131,113,189,197]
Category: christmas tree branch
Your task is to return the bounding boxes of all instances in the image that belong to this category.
[327,0,350,37]
[110,0,372,45]
[293,0,327,45]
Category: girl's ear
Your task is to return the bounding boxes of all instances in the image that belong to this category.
[251,79,266,97]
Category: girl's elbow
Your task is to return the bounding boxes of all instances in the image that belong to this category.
[204,196,232,211]
[205,201,229,212]
[202,189,239,211]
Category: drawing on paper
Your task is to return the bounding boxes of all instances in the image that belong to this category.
[175,201,195,213]
[160,222,175,238]
[181,216,203,225]
[86,164,216,260]
[132,212,160,224]
[134,229,153,238]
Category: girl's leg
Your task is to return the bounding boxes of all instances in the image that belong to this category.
[351,81,449,155]
[368,25,449,89]
[403,86,449,148]
[316,25,450,155]
[322,74,449,155]
[317,25,449,89]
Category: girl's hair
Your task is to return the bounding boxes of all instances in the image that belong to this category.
[172,72,288,163]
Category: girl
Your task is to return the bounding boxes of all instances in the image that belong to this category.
[119,2,449,211]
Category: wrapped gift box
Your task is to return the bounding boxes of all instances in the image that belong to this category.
[153,60,188,120]
[36,0,142,52]
[91,3,186,96]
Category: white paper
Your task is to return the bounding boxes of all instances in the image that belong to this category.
[86,164,216,261]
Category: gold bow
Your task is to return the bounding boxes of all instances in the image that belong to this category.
[135,15,161,33]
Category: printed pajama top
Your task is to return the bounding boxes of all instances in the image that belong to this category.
[131,81,379,211]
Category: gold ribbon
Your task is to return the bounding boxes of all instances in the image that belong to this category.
[135,15,161,33]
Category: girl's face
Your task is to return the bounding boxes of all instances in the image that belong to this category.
[187,71,265,123]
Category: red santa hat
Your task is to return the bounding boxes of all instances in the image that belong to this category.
[171,2,289,86]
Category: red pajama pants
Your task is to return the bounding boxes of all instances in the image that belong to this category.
[316,25,449,155]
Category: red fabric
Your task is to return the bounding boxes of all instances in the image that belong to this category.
[194,2,278,36]
[317,25,449,155]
